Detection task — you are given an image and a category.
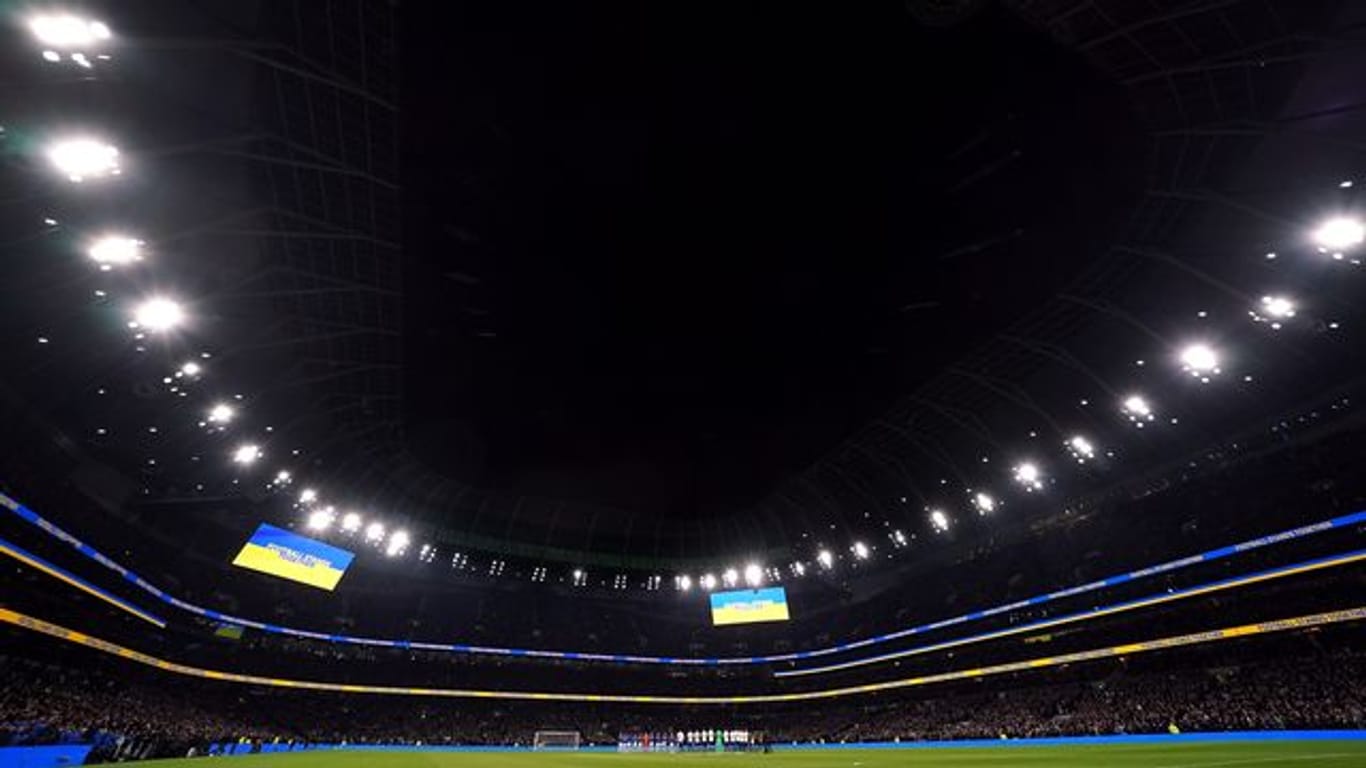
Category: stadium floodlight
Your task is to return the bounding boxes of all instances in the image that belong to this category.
[929,510,949,533]
[1251,295,1296,330]
[743,563,763,587]
[364,521,385,543]
[722,568,739,587]
[306,509,333,531]
[973,492,996,514]
[273,470,292,486]
[889,529,908,547]
[88,235,143,268]
[791,561,807,576]
[676,574,693,592]
[1313,216,1365,250]
[1179,343,1221,381]
[298,488,318,505]
[131,297,185,332]
[700,573,718,591]
[1122,394,1156,426]
[179,361,202,377]
[340,512,362,533]
[851,541,870,560]
[816,549,834,569]
[231,443,261,466]
[207,403,235,425]
[29,14,111,49]
[46,138,120,182]
[386,530,410,557]
[1013,461,1043,491]
[1067,435,1096,463]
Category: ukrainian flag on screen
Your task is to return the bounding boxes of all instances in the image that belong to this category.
[231,523,355,591]
[709,587,791,626]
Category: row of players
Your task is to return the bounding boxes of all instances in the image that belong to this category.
[617,729,764,752]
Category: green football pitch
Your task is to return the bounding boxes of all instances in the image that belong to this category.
[138,742,1366,768]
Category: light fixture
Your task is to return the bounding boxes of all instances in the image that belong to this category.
[306,509,333,531]
[929,510,949,532]
[46,138,120,182]
[677,574,693,592]
[273,470,292,485]
[1179,343,1221,380]
[131,297,185,332]
[973,492,996,514]
[29,14,111,49]
[851,541,870,560]
[791,561,807,576]
[700,573,717,591]
[816,549,834,569]
[179,361,202,377]
[1122,394,1156,426]
[231,443,261,465]
[743,563,763,587]
[1313,216,1365,250]
[1067,435,1096,463]
[88,236,143,268]
[299,488,318,505]
[340,512,362,533]
[364,521,385,543]
[206,403,235,425]
[722,568,739,587]
[1013,461,1043,491]
[1251,295,1296,330]
[386,530,410,557]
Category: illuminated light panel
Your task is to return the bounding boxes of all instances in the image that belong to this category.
[851,541,870,560]
[972,492,996,514]
[29,14,111,48]
[206,403,235,426]
[340,513,362,533]
[1313,216,1365,250]
[1122,394,1156,427]
[676,574,692,592]
[928,510,949,533]
[231,443,262,465]
[130,298,185,332]
[816,549,834,569]
[298,488,318,505]
[722,568,739,588]
[1250,295,1296,330]
[87,235,143,268]
[1179,343,1221,382]
[1067,435,1096,463]
[306,509,334,531]
[1013,461,1043,491]
[47,138,120,182]
[700,573,717,591]
[743,563,763,587]
[386,530,410,557]
[364,521,385,543]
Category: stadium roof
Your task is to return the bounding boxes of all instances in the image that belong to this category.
[2,0,1365,579]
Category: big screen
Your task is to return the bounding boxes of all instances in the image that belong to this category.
[709,587,790,626]
[231,523,354,591]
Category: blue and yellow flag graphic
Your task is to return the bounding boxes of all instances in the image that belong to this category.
[710,587,791,626]
[231,523,354,591]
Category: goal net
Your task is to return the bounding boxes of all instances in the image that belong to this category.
[533,731,582,751]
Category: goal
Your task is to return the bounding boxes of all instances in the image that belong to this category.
[533,731,582,751]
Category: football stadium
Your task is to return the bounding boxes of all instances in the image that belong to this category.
[2,1,1365,767]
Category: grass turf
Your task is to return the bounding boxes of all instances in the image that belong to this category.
[136,742,1366,767]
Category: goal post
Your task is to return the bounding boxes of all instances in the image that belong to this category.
[533,731,581,751]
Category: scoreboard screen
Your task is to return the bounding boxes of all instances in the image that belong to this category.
[231,523,354,591]
[709,587,790,626]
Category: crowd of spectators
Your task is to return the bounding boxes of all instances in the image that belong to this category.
[2,643,1361,760]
